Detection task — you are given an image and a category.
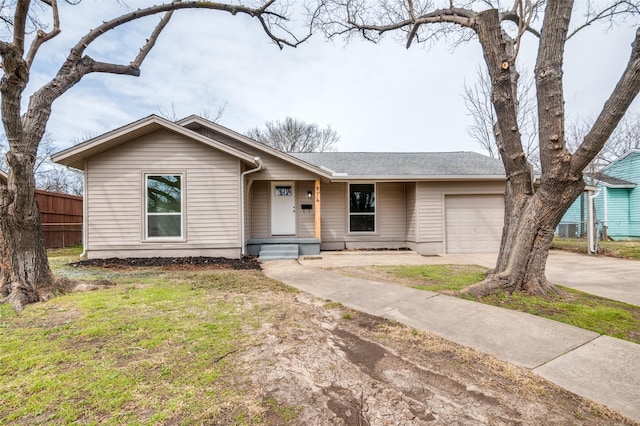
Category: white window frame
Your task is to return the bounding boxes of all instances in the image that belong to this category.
[144,173,185,241]
[348,182,376,233]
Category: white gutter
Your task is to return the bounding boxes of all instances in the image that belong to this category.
[587,187,601,254]
[240,157,263,256]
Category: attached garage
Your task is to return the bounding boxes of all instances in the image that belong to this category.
[445,194,504,253]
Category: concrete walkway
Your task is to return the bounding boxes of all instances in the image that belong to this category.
[262,255,640,422]
[298,250,640,307]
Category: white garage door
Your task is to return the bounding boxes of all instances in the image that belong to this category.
[445,195,504,254]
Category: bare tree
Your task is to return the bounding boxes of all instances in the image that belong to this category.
[600,111,640,163]
[158,101,228,123]
[317,0,640,297]
[567,111,640,172]
[247,116,340,152]
[37,167,83,196]
[0,0,310,310]
[0,132,81,195]
[463,65,539,167]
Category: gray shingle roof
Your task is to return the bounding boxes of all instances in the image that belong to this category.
[588,172,636,188]
[288,152,505,177]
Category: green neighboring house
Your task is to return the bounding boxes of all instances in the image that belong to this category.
[559,149,639,240]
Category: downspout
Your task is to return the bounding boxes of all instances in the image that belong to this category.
[240,157,263,256]
[603,186,608,240]
[588,187,601,254]
[80,160,88,258]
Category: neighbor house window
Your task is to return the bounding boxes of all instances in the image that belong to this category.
[349,183,375,232]
[146,174,183,238]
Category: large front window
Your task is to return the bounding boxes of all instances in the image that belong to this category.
[349,183,375,232]
[146,174,182,238]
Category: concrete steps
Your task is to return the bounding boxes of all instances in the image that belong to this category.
[258,244,299,261]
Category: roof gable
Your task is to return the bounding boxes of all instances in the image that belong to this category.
[599,149,640,187]
[177,115,333,179]
[51,115,260,170]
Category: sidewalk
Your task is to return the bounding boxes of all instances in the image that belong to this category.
[262,258,640,422]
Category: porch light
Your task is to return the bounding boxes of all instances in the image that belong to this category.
[307,190,313,199]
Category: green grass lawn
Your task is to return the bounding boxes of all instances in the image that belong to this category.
[375,264,640,344]
[0,248,298,425]
[552,238,640,260]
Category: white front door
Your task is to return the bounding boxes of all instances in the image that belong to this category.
[271,182,296,235]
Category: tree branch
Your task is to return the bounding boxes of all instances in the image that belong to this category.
[22,0,304,143]
[346,7,475,47]
[68,1,296,62]
[567,1,640,40]
[474,8,531,191]
[499,10,541,38]
[12,0,30,54]
[571,26,640,174]
[89,58,141,76]
[131,11,174,68]
[535,0,573,175]
[25,0,61,69]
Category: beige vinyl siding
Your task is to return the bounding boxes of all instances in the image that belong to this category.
[405,182,417,242]
[85,129,242,258]
[377,182,406,239]
[414,180,505,254]
[250,181,269,238]
[320,182,347,245]
[245,181,253,242]
[296,181,316,238]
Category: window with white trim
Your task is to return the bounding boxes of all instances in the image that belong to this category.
[146,174,183,238]
[349,183,375,232]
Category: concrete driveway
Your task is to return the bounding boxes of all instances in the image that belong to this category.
[300,250,640,306]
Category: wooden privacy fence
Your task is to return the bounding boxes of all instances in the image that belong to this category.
[36,190,83,249]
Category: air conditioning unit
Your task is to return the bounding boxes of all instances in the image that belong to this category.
[558,223,578,238]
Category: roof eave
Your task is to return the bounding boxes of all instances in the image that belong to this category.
[599,182,637,189]
[329,174,506,182]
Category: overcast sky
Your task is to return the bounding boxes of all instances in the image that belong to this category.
[19,1,640,154]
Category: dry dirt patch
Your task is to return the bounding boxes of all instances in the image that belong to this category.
[239,291,629,425]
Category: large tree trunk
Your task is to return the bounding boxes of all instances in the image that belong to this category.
[464,4,579,297]
[0,150,54,310]
[463,177,584,298]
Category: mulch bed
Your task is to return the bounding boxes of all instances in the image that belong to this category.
[70,256,261,270]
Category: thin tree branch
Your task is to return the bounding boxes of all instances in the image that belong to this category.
[25,0,61,69]
[567,1,640,40]
[131,7,175,68]
[499,11,541,38]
